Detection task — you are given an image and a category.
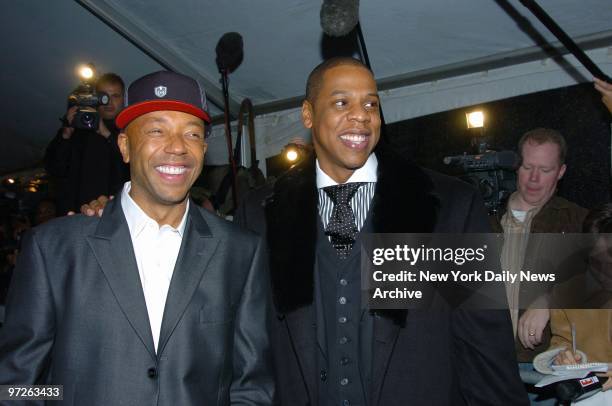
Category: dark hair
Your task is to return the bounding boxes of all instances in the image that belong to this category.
[583,203,612,233]
[96,73,125,93]
[518,128,567,164]
[305,57,372,102]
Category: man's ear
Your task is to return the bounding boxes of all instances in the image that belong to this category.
[118,132,130,163]
[558,163,567,180]
[302,100,314,129]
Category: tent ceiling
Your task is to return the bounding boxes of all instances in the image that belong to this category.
[79,0,612,116]
[0,0,611,173]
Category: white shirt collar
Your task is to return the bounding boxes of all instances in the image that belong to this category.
[316,153,378,188]
[121,181,189,238]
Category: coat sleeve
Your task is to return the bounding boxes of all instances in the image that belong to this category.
[451,308,529,405]
[230,236,275,405]
[0,230,55,405]
[463,188,493,233]
[452,186,529,404]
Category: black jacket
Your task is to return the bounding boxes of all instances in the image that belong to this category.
[236,148,528,406]
[44,120,129,214]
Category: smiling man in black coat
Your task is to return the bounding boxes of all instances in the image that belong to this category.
[236,57,528,406]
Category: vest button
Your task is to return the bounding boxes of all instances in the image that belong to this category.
[342,400,351,406]
[339,336,349,344]
[338,316,347,324]
[338,296,347,305]
[339,278,348,286]
[320,369,327,381]
[341,357,350,366]
[340,378,349,386]
[147,367,157,378]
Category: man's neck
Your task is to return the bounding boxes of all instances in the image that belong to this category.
[129,191,188,229]
[316,154,378,187]
[318,163,354,184]
[509,193,547,212]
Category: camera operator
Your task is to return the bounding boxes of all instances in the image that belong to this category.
[45,73,129,215]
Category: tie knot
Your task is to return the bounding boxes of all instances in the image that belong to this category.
[323,183,363,205]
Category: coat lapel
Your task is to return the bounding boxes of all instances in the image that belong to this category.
[157,204,219,355]
[265,148,441,404]
[266,147,440,324]
[86,197,156,359]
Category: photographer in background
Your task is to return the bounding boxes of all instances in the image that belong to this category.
[45,72,129,215]
[492,128,588,403]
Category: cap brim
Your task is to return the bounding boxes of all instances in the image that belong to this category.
[115,100,211,129]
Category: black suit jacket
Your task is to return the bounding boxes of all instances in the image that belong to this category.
[236,149,528,406]
[0,194,274,405]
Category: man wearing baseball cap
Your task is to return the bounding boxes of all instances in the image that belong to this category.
[0,71,274,405]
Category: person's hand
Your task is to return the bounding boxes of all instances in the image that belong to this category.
[97,118,111,138]
[598,371,612,391]
[553,349,582,365]
[62,106,79,139]
[77,195,113,217]
[518,308,550,349]
[594,77,612,114]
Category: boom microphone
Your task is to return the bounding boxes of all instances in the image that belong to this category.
[320,0,360,37]
[556,373,608,403]
[215,32,244,73]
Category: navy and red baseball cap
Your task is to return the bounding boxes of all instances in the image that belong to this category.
[116,71,211,132]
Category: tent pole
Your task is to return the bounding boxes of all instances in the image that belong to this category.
[519,0,611,83]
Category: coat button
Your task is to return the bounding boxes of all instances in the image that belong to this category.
[320,369,327,381]
[147,367,157,378]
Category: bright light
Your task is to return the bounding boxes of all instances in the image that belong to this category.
[78,64,95,80]
[466,111,485,129]
[286,149,299,162]
[7,178,15,184]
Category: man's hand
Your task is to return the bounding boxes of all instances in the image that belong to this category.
[62,106,78,139]
[594,77,612,114]
[518,308,550,349]
[553,349,582,365]
[78,195,112,217]
[598,371,612,391]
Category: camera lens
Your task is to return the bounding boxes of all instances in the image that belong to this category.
[81,112,95,126]
[99,93,110,105]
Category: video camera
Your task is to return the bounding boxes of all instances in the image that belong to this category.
[444,148,519,215]
[67,84,109,131]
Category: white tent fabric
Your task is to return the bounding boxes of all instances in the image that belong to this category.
[1,0,611,173]
[206,46,612,169]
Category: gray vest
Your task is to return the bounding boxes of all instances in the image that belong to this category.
[315,218,373,406]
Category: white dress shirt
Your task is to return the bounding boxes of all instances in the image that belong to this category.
[316,153,378,232]
[120,182,188,352]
